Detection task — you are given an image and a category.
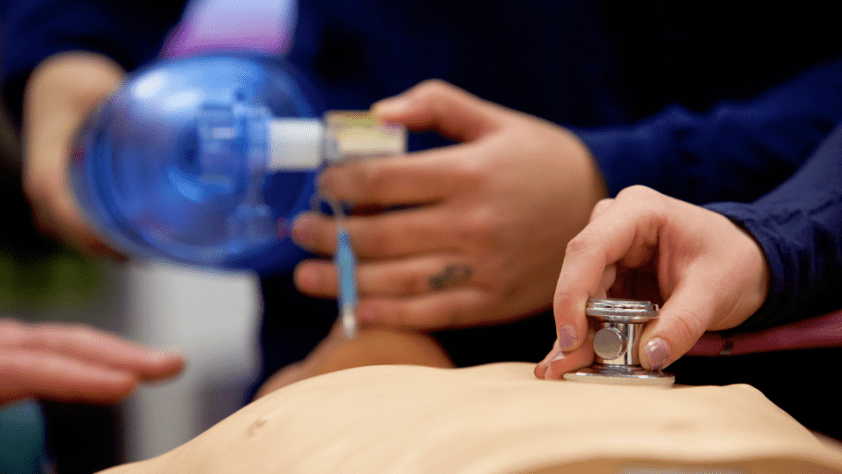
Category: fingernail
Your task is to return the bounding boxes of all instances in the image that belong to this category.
[557,323,578,351]
[542,351,566,380]
[294,266,320,291]
[371,96,411,116]
[542,364,553,380]
[291,215,315,245]
[316,171,334,190]
[149,349,183,361]
[645,338,670,370]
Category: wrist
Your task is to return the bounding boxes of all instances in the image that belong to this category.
[706,208,772,331]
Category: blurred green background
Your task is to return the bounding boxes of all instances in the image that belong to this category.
[0,98,101,318]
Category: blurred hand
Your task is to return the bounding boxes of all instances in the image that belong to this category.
[292,80,606,329]
[23,51,126,258]
[535,185,770,379]
[253,324,452,398]
[0,318,185,406]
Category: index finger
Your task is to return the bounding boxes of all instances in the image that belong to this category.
[371,79,504,143]
[7,321,185,380]
[0,350,137,404]
[318,143,479,206]
[553,186,666,351]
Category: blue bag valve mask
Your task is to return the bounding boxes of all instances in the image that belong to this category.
[71,54,405,274]
[71,54,406,338]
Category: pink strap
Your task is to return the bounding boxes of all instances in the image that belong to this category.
[689,308,842,356]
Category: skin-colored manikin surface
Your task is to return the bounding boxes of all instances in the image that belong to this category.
[99,363,842,474]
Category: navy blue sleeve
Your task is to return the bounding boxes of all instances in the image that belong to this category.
[578,57,842,206]
[0,0,187,126]
[705,124,842,330]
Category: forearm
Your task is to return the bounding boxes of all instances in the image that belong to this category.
[578,57,842,205]
[706,124,842,330]
[21,52,127,256]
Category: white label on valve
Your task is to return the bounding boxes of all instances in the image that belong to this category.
[267,119,324,171]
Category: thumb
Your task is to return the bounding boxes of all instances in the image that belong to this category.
[639,284,713,370]
[371,79,504,142]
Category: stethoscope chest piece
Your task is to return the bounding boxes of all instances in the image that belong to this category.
[563,299,675,387]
